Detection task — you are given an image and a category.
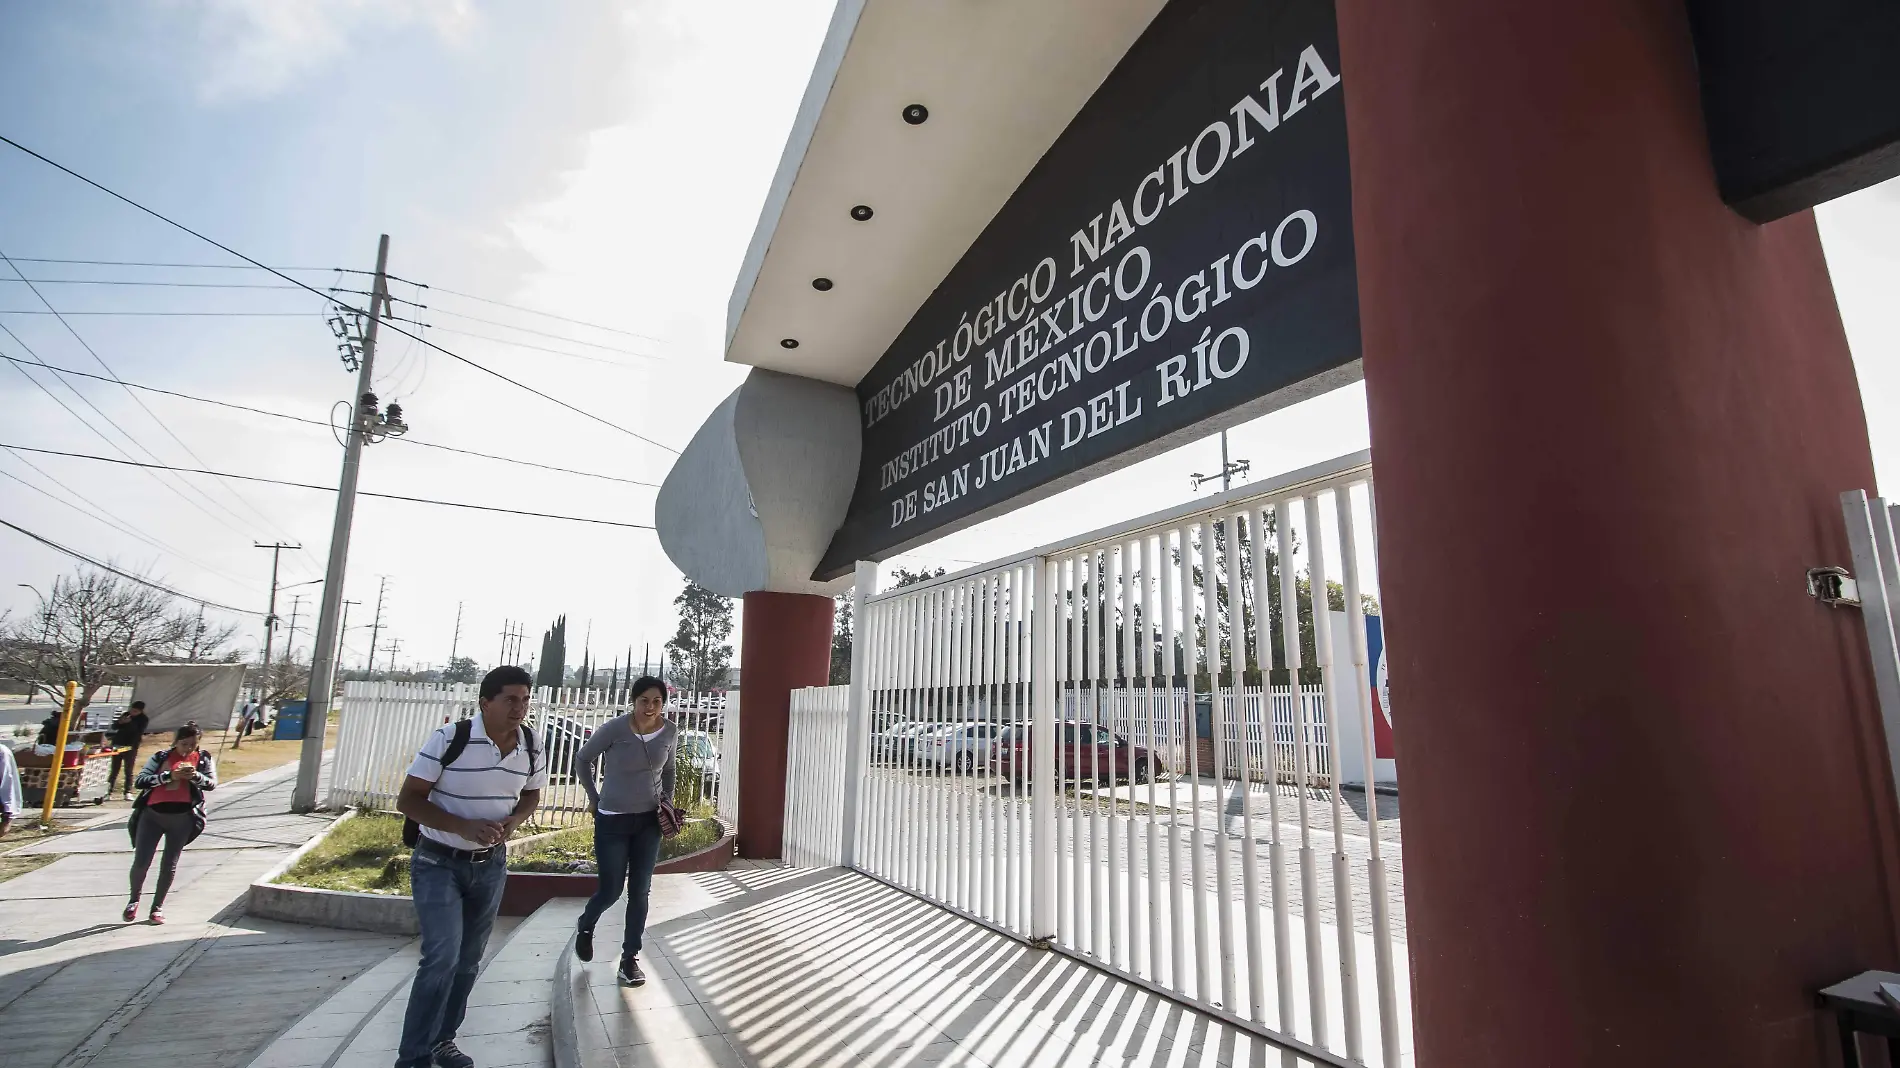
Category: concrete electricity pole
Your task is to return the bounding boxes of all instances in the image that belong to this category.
[365,577,389,678]
[338,600,358,673]
[293,235,408,812]
[449,601,463,665]
[249,541,300,748]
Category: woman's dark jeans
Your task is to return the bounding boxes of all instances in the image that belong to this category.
[578,812,664,961]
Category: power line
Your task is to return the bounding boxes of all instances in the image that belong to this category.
[0,140,676,453]
[418,307,663,360]
[0,277,315,290]
[0,441,657,528]
[0,247,320,571]
[0,256,665,344]
[0,323,273,543]
[0,309,317,317]
[0,516,262,616]
[0,453,261,592]
[421,324,659,370]
[0,350,659,486]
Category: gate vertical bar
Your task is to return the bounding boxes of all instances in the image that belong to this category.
[1340,484,1400,1066]
[1032,554,1058,942]
[841,561,878,868]
[1306,493,1363,1061]
[1277,500,1327,1043]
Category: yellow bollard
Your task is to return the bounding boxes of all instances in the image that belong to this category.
[39,682,77,826]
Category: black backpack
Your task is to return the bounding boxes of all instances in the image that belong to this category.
[402,719,540,847]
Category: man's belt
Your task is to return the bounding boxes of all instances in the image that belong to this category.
[415,835,503,864]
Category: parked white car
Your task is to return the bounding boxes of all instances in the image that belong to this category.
[921,722,1003,772]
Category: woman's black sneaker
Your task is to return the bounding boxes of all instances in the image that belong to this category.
[432,1040,474,1068]
[617,957,645,986]
[576,925,593,963]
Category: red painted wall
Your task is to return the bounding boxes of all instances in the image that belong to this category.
[735,591,835,859]
[1335,0,1900,1063]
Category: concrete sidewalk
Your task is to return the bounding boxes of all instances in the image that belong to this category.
[0,757,408,1068]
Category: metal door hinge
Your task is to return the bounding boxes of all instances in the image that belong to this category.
[1808,566,1862,607]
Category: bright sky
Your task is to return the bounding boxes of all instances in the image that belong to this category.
[0,2,1895,674]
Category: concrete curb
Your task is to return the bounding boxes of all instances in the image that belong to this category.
[551,932,582,1068]
[245,809,423,936]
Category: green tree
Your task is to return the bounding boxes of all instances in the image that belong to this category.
[535,616,567,689]
[891,566,946,588]
[441,656,482,684]
[665,581,733,701]
[829,596,852,685]
[0,567,238,708]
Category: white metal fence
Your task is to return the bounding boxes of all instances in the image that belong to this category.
[782,450,1407,1068]
[783,685,850,867]
[327,682,735,830]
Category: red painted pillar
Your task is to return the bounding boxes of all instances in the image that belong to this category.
[1335,2,1900,1064]
[735,591,834,859]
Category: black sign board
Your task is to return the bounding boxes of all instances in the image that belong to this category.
[816,0,1358,579]
[1688,0,1900,223]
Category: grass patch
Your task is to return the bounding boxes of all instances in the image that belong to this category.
[275,809,729,891]
[509,818,725,874]
[0,853,60,884]
[277,812,412,895]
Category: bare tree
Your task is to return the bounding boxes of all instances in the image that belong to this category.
[0,567,239,708]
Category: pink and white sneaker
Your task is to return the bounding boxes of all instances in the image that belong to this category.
[121,902,137,922]
[149,907,165,925]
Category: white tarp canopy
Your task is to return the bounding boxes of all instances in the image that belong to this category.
[121,664,245,738]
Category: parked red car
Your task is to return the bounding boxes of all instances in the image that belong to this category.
[989,722,1162,785]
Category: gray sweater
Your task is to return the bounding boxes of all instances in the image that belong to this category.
[576,716,678,815]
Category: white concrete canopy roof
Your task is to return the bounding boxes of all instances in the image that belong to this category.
[727,0,1169,387]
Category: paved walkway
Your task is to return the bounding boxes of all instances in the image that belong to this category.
[573,868,1349,1068]
[0,759,408,1068]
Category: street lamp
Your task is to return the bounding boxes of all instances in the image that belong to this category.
[16,584,48,706]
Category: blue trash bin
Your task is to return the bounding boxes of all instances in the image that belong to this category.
[272,701,309,741]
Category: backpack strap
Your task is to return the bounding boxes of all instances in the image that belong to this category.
[439,718,475,770]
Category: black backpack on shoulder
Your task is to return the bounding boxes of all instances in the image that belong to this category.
[401,719,539,847]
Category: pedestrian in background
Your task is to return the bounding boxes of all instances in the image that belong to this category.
[125,722,216,924]
[393,666,544,1068]
[108,701,150,801]
[0,741,21,839]
[574,675,679,986]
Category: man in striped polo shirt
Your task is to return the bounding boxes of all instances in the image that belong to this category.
[394,665,545,1068]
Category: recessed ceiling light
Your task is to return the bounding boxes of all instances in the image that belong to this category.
[780,338,800,349]
[902,104,929,125]
[812,278,834,292]
[850,204,874,221]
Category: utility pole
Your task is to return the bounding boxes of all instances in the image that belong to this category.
[449,602,463,664]
[499,619,513,665]
[284,594,306,662]
[1189,430,1251,494]
[338,600,358,674]
[386,637,404,676]
[294,235,408,812]
[365,577,389,678]
[249,542,300,749]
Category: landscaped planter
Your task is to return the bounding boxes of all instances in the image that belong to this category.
[248,810,424,935]
[498,819,736,916]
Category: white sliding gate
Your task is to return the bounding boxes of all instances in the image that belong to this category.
[785,450,1408,1067]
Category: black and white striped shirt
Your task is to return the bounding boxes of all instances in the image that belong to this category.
[406,716,547,850]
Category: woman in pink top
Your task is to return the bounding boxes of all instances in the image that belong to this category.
[124,723,217,923]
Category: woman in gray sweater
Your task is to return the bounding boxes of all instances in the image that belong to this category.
[574,675,679,985]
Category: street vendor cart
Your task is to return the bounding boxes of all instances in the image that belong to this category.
[15,732,120,807]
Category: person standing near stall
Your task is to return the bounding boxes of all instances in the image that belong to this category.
[125,722,216,923]
[108,701,150,801]
[573,675,679,986]
[0,740,21,839]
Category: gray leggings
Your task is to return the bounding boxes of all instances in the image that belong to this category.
[129,808,193,907]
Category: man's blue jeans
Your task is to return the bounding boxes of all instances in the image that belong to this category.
[398,844,508,1066]
[577,812,664,961]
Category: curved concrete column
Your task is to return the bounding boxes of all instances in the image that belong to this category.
[656,368,861,596]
